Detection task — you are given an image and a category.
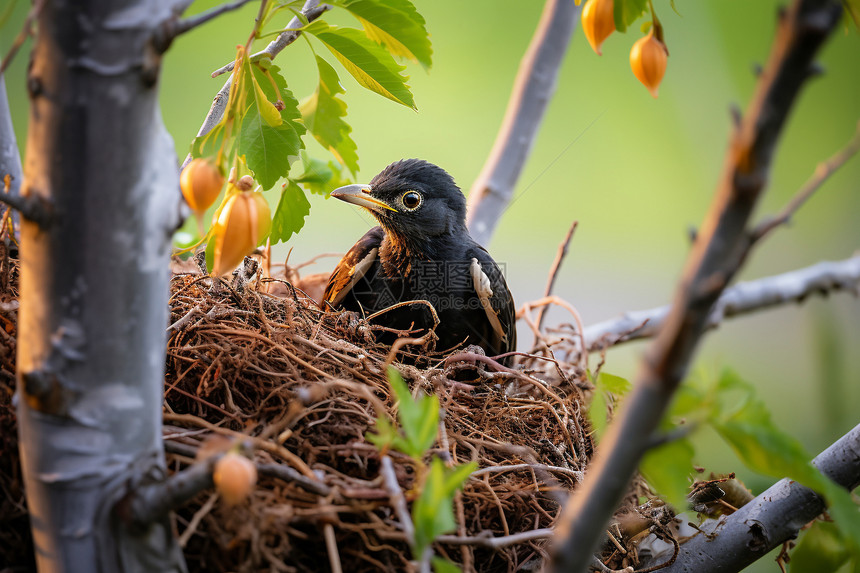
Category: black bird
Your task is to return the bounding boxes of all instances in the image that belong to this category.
[322,159,516,363]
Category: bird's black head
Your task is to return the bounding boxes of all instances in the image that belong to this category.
[331,159,467,244]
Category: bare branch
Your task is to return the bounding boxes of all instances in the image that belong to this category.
[583,255,860,351]
[210,0,327,77]
[0,0,43,74]
[751,120,860,242]
[181,0,327,170]
[124,457,217,529]
[535,221,578,338]
[641,423,860,573]
[465,0,580,246]
[552,2,844,571]
[436,528,554,549]
[155,0,256,50]
[381,454,416,549]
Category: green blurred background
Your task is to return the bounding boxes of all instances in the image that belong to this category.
[2,1,859,569]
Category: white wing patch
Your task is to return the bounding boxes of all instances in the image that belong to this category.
[330,248,378,307]
[470,258,508,343]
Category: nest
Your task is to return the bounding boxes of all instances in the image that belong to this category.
[1,253,685,572]
[165,258,594,572]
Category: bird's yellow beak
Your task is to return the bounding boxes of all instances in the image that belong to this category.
[331,184,397,213]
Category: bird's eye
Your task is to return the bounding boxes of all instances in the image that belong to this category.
[400,191,422,211]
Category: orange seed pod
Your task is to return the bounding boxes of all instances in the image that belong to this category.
[630,30,668,98]
[180,158,224,213]
[211,190,271,276]
[213,452,258,505]
[582,0,615,56]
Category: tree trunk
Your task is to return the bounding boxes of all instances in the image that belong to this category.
[16,1,185,571]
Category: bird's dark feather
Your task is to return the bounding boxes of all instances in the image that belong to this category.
[323,160,517,363]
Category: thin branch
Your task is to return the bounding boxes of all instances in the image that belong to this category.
[641,423,860,573]
[470,463,583,483]
[751,119,860,242]
[124,456,217,529]
[257,462,331,496]
[181,0,327,170]
[0,0,43,74]
[583,255,860,351]
[437,528,554,549]
[323,523,344,573]
[552,2,844,571]
[535,221,578,339]
[156,0,256,50]
[381,454,416,549]
[210,0,326,77]
[465,0,580,246]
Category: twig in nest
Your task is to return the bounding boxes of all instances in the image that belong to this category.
[380,455,416,548]
[519,295,587,372]
[470,463,583,483]
[436,528,554,549]
[178,492,218,548]
[324,523,344,573]
[535,221,578,339]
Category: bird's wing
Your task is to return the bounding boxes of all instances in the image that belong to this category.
[468,248,517,354]
[322,226,384,309]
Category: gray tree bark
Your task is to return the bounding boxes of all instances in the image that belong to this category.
[15,0,185,571]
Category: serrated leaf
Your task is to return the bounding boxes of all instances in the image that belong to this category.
[295,154,351,196]
[334,0,432,69]
[300,56,360,175]
[270,180,310,244]
[305,20,416,109]
[790,521,850,573]
[614,0,648,33]
[640,437,695,510]
[251,64,304,128]
[238,113,302,190]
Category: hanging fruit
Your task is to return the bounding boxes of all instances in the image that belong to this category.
[180,158,224,213]
[213,452,258,505]
[630,29,669,98]
[211,177,271,276]
[582,0,615,56]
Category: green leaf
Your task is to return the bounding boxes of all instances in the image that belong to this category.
[300,56,360,175]
[270,180,311,244]
[640,437,695,510]
[236,61,306,189]
[252,74,283,127]
[790,521,851,573]
[587,371,631,440]
[598,371,632,395]
[294,154,350,196]
[190,122,225,159]
[613,0,648,33]
[710,370,825,489]
[388,366,439,459]
[333,0,433,69]
[304,20,416,109]
[204,239,215,273]
[431,557,462,573]
[238,113,302,190]
[710,369,860,557]
[413,458,477,557]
